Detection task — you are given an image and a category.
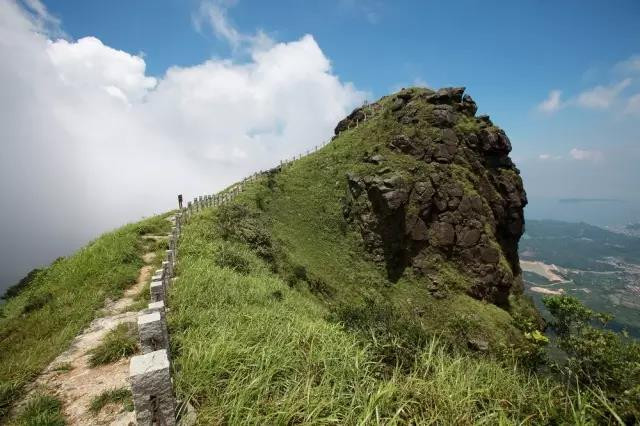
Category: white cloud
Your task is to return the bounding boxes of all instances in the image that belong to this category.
[614,54,640,75]
[193,0,273,53]
[0,0,364,286]
[537,90,563,113]
[625,93,640,115]
[47,36,157,103]
[338,0,381,24]
[538,154,562,161]
[575,78,631,109]
[569,148,603,162]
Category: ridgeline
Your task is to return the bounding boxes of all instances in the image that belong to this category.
[1,87,638,424]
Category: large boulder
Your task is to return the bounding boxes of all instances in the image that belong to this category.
[342,87,527,307]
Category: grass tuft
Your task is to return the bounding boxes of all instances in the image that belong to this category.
[87,323,138,367]
[12,393,65,426]
[89,388,133,415]
[51,363,72,373]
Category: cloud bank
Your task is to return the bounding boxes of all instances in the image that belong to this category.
[0,0,364,289]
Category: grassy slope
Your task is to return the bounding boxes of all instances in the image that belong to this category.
[168,95,613,423]
[234,102,525,351]
[170,208,600,424]
[0,214,172,418]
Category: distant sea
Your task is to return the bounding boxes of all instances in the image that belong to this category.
[525,197,640,229]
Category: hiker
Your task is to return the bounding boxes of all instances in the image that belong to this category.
[178,194,183,209]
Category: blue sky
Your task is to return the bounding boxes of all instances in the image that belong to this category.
[41,0,640,200]
[0,0,639,287]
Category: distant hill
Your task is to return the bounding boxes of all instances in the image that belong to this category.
[521,219,640,271]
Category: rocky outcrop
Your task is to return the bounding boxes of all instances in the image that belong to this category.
[341,87,527,308]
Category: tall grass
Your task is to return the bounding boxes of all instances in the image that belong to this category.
[0,214,171,419]
[10,392,65,426]
[169,210,590,424]
[87,322,138,367]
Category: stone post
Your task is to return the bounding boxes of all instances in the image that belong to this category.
[148,300,165,313]
[167,234,174,254]
[166,250,174,276]
[138,311,169,354]
[150,269,165,303]
[130,350,176,426]
[162,261,170,285]
[150,280,164,303]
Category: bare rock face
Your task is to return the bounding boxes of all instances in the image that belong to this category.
[342,87,527,308]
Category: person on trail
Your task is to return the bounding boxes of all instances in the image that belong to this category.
[178,194,183,209]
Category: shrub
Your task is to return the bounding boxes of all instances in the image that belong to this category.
[332,298,429,369]
[543,295,640,423]
[21,292,52,315]
[214,243,252,274]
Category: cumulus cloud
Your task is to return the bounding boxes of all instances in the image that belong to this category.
[569,148,603,162]
[0,0,364,288]
[47,37,158,103]
[575,78,631,109]
[537,90,563,113]
[625,93,640,115]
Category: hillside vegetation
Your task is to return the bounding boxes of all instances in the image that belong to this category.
[0,214,171,418]
[169,88,637,423]
[171,209,581,424]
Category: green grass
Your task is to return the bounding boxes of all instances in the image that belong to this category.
[50,363,72,373]
[11,393,65,426]
[89,388,133,415]
[87,323,138,367]
[168,209,609,424]
[227,115,528,353]
[0,214,172,419]
[166,91,620,422]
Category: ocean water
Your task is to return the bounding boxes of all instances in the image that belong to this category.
[525,197,640,228]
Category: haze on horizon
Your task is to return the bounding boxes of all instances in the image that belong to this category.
[1,0,639,293]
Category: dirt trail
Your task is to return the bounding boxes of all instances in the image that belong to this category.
[26,251,157,425]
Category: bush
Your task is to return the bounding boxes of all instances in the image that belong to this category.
[214,243,252,274]
[87,323,138,367]
[215,204,274,261]
[20,292,52,315]
[332,298,429,369]
[543,295,640,423]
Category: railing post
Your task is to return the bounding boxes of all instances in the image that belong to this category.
[130,350,176,426]
[166,250,174,277]
[150,270,165,304]
[137,311,169,354]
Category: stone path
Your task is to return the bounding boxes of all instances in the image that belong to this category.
[22,251,158,425]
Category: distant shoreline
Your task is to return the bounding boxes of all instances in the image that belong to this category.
[520,260,566,283]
